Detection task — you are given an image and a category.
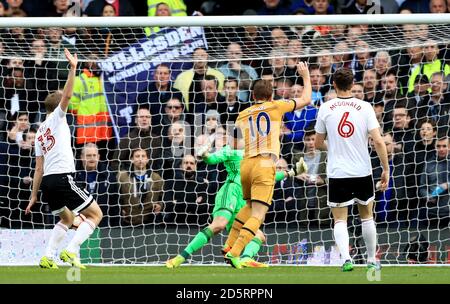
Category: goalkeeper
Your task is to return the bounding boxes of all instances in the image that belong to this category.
[166,136,307,268]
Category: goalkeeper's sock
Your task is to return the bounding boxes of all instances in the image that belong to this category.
[361,218,377,264]
[230,217,261,257]
[334,220,352,261]
[241,237,263,259]
[181,227,213,259]
[66,219,96,253]
[45,222,69,258]
[225,205,251,248]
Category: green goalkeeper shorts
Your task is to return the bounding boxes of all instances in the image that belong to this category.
[212,181,246,232]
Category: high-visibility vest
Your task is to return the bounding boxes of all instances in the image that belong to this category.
[145,0,187,36]
[69,70,112,144]
[408,59,450,93]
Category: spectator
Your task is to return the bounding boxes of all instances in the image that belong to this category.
[117,148,163,226]
[399,0,430,13]
[351,83,365,100]
[416,71,450,136]
[69,56,113,160]
[274,77,293,100]
[351,40,374,82]
[312,0,333,16]
[430,0,447,13]
[85,0,135,16]
[374,51,392,81]
[379,70,406,129]
[3,27,32,57]
[218,42,258,102]
[408,74,430,115]
[145,2,173,36]
[391,102,415,154]
[174,48,225,116]
[371,132,410,225]
[270,27,290,50]
[324,89,337,102]
[160,97,185,137]
[162,154,209,225]
[75,143,120,227]
[331,41,351,71]
[0,67,39,125]
[260,49,296,81]
[47,0,70,16]
[290,83,304,98]
[309,65,325,106]
[200,75,227,115]
[362,69,381,104]
[111,107,162,172]
[418,136,450,228]
[285,39,303,73]
[147,0,186,17]
[266,157,301,226]
[316,50,333,93]
[257,0,291,15]
[45,27,77,87]
[282,102,318,162]
[220,78,249,125]
[342,0,384,14]
[24,39,59,118]
[161,120,192,179]
[138,64,183,130]
[373,102,384,128]
[6,111,29,145]
[294,128,329,227]
[408,39,450,94]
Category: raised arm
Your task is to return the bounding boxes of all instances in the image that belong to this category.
[292,62,312,111]
[59,48,78,113]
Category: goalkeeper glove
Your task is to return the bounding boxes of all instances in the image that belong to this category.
[195,143,210,158]
[287,157,308,177]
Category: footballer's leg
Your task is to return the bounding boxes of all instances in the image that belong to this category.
[358,201,380,271]
[240,230,268,268]
[331,206,353,272]
[40,207,74,269]
[61,200,103,269]
[166,216,228,268]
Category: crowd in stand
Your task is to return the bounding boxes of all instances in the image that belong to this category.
[0,0,449,230]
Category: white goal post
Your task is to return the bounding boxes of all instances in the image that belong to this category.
[0,14,450,266]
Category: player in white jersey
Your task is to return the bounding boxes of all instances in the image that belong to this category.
[314,68,389,272]
[25,49,103,269]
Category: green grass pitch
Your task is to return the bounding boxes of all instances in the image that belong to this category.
[0,266,449,284]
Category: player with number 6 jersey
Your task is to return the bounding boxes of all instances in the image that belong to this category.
[25,49,104,270]
[223,62,311,268]
[314,68,389,272]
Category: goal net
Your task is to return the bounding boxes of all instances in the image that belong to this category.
[1,15,450,265]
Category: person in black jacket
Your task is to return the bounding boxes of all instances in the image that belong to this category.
[75,143,120,227]
[162,154,209,226]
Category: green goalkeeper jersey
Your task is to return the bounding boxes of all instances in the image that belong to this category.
[203,145,286,185]
[203,145,243,186]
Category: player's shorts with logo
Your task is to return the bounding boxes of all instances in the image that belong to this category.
[41,173,94,215]
[240,154,276,207]
[213,181,246,231]
[327,175,375,207]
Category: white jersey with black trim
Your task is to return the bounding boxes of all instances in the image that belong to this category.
[35,105,76,176]
[315,97,380,178]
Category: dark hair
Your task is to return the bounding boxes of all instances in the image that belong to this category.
[252,79,273,101]
[131,147,149,159]
[203,75,218,88]
[333,68,354,91]
[276,77,293,87]
[304,126,316,138]
[224,77,238,86]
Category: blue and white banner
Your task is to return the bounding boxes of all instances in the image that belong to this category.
[99,27,207,141]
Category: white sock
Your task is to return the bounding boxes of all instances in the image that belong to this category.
[361,218,377,264]
[45,222,69,258]
[66,219,96,254]
[334,220,351,261]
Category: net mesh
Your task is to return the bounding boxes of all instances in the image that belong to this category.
[1,23,450,265]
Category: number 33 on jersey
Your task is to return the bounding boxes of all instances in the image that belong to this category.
[236,99,296,159]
